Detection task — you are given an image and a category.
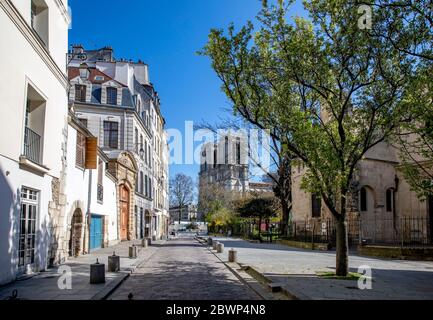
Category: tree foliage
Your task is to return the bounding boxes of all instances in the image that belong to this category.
[201,0,425,275]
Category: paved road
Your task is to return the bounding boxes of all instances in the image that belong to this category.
[109,237,260,300]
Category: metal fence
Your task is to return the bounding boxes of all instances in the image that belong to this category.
[288,216,432,248]
[23,127,41,164]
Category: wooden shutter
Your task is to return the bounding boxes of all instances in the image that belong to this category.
[85,137,98,169]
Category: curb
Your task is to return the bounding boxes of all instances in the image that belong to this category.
[199,238,310,301]
[94,244,161,300]
[91,272,130,300]
[197,239,278,300]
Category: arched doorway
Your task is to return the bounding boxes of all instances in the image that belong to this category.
[145,210,151,238]
[69,209,83,257]
[120,185,130,241]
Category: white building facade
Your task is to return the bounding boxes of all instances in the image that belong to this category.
[0,0,70,285]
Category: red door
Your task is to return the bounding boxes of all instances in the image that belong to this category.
[120,185,130,241]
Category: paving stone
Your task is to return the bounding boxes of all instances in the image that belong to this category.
[109,238,260,300]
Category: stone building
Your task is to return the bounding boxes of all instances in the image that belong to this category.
[169,205,198,224]
[199,134,249,193]
[0,0,70,285]
[67,45,169,242]
[291,141,433,245]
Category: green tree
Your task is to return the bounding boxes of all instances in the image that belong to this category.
[201,0,415,275]
[236,196,279,237]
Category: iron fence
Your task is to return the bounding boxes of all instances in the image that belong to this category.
[288,216,432,248]
[23,127,41,164]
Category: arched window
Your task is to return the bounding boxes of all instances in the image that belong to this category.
[360,187,367,212]
[311,194,322,218]
[386,189,393,212]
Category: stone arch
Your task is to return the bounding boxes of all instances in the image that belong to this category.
[144,210,152,238]
[69,208,84,257]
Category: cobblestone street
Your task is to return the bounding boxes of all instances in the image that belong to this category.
[109,237,261,300]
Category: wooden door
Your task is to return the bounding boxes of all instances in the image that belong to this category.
[120,185,130,241]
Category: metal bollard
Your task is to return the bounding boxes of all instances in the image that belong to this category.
[142,238,148,248]
[228,249,238,263]
[213,241,219,250]
[217,243,224,253]
[207,237,213,246]
[147,237,152,246]
[129,245,137,259]
[90,259,105,284]
[108,252,120,272]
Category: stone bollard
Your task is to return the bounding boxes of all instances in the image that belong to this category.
[90,259,105,284]
[147,237,152,246]
[152,235,156,242]
[213,241,219,251]
[108,252,120,272]
[228,249,238,263]
[129,245,137,259]
[217,243,224,253]
[207,237,213,246]
[142,238,148,248]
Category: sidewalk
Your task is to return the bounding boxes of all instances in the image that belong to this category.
[209,237,433,300]
[0,240,163,300]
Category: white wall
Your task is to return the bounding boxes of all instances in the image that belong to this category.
[0,0,68,285]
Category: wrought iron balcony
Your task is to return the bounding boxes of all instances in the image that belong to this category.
[23,127,42,165]
[97,184,104,203]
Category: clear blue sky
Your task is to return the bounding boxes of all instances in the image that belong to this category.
[69,0,306,183]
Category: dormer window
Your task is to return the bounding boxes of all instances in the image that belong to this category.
[75,85,87,102]
[94,76,104,81]
[106,87,117,105]
[31,0,49,47]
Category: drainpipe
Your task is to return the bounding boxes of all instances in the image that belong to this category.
[84,170,93,255]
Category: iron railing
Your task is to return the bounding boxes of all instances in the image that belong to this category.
[24,127,41,164]
[287,216,432,248]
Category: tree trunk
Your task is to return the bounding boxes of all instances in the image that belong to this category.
[280,198,290,237]
[335,217,349,277]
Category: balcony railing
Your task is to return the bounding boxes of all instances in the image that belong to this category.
[97,184,104,203]
[24,127,41,165]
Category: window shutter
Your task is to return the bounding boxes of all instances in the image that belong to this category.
[85,137,98,169]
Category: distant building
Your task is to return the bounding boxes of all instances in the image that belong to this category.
[169,205,198,223]
[199,133,249,193]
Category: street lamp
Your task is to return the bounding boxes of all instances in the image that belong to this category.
[134,143,145,160]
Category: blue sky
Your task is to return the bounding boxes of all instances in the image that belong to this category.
[69,0,306,183]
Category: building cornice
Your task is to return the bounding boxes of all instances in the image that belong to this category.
[0,0,69,89]
[54,0,71,25]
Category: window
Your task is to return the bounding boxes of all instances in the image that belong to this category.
[103,121,119,149]
[311,194,322,218]
[236,138,241,165]
[145,175,148,197]
[76,131,86,168]
[31,0,49,47]
[24,85,46,165]
[360,187,367,212]
[75,85,87,102]
[386,189,393,212]
[106,87,117,105]
[135,128,139,154]
[140,172,144,194]
[19,188,38,267]
[140,135,144,159]
[94,76,104,81]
